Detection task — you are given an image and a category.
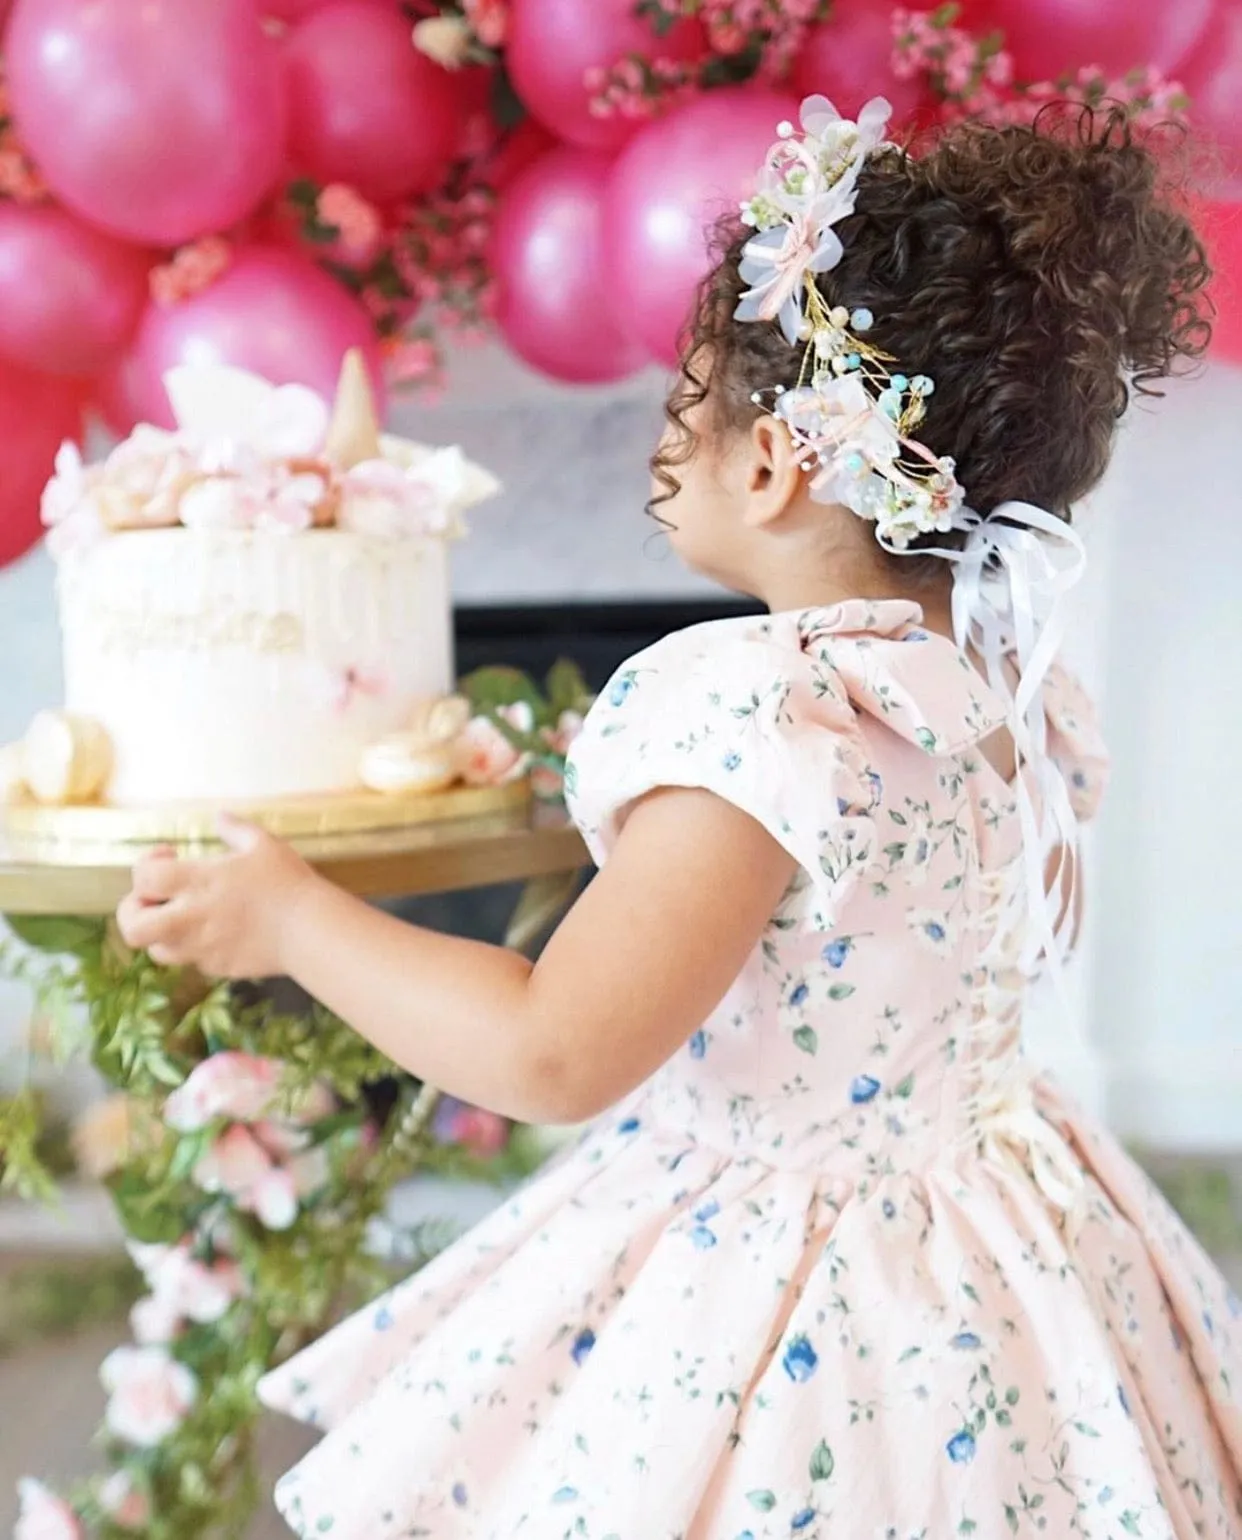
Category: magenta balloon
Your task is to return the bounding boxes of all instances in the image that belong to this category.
[0,363,83,570]
[283,3,462,203]
[605,89,797,367]
[989,0,1213,83]
[115,248,385,430]
[491,147,647,384]
[793,1,926,124]
[5,0,285,247]
[508,0,707,152]
[1181,5,1242,199]
[0,205,148,376]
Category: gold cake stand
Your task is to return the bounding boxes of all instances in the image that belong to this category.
[0,781,591,915]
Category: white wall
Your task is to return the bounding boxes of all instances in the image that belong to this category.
[1,346,1238,1148]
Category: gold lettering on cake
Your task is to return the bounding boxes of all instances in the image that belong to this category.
[88,607,306,655]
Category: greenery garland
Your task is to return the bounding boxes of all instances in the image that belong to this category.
[0,663,588,1539]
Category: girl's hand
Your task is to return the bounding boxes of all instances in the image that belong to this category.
[116,815,318,979]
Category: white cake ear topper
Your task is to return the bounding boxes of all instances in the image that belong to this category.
[324,349,383,470]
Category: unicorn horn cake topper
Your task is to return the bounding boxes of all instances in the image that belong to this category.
[324,349,383,471]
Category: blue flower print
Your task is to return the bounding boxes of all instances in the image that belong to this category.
[690,1225,718,1249]
[1072,769,1088,789]
[373,1305,394,1331]
[837,796,852,817]
[608,672,638,707]
[1118,1382,1131,1416]
[695,1199,721,1223]
[1203,1310,1215,1338]
[903,629,931,643]
[617,1116,641,1135]
[1229,1290,1242,1319]
[688,1029,708,1059]
[722,750,742,771]
[791,1509,817,1531]
[950,1331,982,1350]
[822,937,852,969]
[789,982,809,1008]
[451,1483,468,1508]
[570,1328,596,1366]
[946,1429,977,1464]
[923,919,947,944]
[865,769,884,807]
[850,1074,881,1105]
[782,1334,819,1383]
[1098,1488,1114,1506]
[882,1198,897,1219]
[551,1486,579,1504]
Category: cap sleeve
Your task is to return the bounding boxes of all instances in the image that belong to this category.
[565,623,877,923]
[1044,661,1109,822]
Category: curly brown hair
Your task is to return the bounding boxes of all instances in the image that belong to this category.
[651,105,1212,562]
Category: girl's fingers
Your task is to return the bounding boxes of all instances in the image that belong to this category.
[132,853,193,902]
[117,891,189,953]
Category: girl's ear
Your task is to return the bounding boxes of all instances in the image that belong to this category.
[740,414,804,528]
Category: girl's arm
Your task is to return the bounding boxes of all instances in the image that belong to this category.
[116,792,796,1124]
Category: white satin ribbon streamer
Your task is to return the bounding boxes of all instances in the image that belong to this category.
[906,500,1088,976]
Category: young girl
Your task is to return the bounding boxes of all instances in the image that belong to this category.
[118,101,1240,1539]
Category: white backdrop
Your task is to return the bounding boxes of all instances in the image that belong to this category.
[0,347,1237,1148]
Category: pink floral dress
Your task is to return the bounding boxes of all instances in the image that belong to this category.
[259,601,1242,1539]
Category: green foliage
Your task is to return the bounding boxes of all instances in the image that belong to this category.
[0,903,544,1537]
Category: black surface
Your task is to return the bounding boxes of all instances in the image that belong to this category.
[453,595,761,690]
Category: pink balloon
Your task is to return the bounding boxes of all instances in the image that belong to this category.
[0,205,148,376]
[1180,5,1242,200]
[6,0,285,248]
[793,0,927,126]
[508,0,707,152]
[1197,197,1242,364]
[112,247,384,429]
[486,118,560,190]
[605,89,797,367]
[0,363,84,570]
[283,3,462,203]
[988,0,1213,83]
[491,147,647,384]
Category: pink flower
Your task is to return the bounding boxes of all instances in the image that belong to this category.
[129,1294,183,1346]
[14,1480,82,1540]
[463,0,508,49]
[316,183,383,263]
[382,336,440,386]
[457,716,527,787]
[149,237,231,306]
[545,709,585,758]
[127,1240,247,1327]
[193,1125,299,1230]
[163,1052,284,1132]
[100,1345,198,1448]
[97,1472,151,1531]
[454,1106,511,1157]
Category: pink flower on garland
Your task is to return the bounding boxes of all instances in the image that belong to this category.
[97,1471,151,1531]
[457,716,528,786]
[100,1345,197,1448]
[14,1480,82,1540]
[317,183,383,263]
[149,236,232,306]
[162,1051,283,1132]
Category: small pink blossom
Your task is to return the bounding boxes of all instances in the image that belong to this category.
[498,701,535,735]
[127,1239,247,1326]
[130,1293,183,1346]
[454,1105,511,1157]
[97,1471,151,1531]
[149,237,232,306]
[194,1124,299,1230]
[545,709,585,758]
[457,716,528,787]
[100,1345,198,1448]
[463,0,508,49]
[382,336,441,388]
[163,1052,284,1132]
[317,183,383,263]
[14,1480,82,1540]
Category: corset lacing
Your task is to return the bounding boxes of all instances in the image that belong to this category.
[959,862,1085,1225]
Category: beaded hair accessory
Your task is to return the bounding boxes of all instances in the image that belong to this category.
[734,96,1092,983]
[735,95,965,552]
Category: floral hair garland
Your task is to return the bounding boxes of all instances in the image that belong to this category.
[735,95,966,552]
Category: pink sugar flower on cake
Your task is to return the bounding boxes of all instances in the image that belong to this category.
[40,442,106,557]
[162,1051,284,1132]
[96,1471,151,1531]
[14,1480,82,1540]
[100,1345,198,1447]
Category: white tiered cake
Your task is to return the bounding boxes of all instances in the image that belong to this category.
[6,354,499,816]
